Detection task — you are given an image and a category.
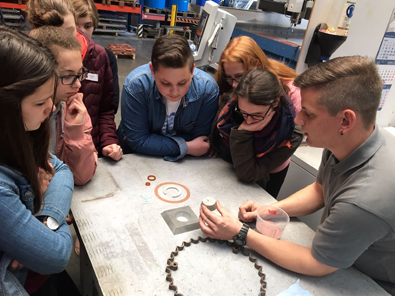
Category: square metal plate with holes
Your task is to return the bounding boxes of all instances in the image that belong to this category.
[161,206,200,235]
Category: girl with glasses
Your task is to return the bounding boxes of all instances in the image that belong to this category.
[0,26,78,296]
[30,26,97,187]
[26,0,123,162]
[210,68,303,198]
[216,36,301,115]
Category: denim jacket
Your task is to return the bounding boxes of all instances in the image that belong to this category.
[0,155,74,296]
[117,63,219,161]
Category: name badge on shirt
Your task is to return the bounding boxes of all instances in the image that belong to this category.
[86,73,99,82]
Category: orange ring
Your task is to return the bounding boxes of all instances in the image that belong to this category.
[155,182,191,204]
[147,175,156,181]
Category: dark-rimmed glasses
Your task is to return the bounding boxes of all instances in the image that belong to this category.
[234,105,272,121]
[59,67,89,85]
[224,76,242,85]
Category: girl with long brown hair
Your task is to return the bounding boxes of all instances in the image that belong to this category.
[211,68,303,198]
[0,26,78,295]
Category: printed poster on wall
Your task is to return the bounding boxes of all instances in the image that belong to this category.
[375,8,395,111]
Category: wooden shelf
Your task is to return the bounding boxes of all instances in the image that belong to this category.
[95,3,140,14]
[0,2,141,14]
[0,2,26,9]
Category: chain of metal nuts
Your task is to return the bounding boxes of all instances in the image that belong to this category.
[165,236,267,296]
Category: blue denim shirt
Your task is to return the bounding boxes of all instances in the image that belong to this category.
[117,63,219,161]
[0,155,74,295]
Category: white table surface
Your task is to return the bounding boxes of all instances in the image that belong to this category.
[71,154,388,296]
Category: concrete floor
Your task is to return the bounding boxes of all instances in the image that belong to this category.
[65,33,155,293]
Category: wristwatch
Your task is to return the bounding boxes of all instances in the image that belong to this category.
[38,216,60,231]
[232,223,249,247]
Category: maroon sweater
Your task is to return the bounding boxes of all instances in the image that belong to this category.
[78,31,119,154]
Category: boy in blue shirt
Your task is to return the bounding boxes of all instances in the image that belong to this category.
[117,34,219,161]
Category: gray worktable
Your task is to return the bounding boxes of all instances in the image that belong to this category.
[71,154,388,296]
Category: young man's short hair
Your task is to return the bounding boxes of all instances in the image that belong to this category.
[151,34,194,72]
[294,56,382,129]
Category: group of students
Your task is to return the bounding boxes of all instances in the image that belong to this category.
[117,34,303,198]
[0,0,394,295]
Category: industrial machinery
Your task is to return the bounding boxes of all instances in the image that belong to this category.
[259,0,314,26]
[191,1,237,67]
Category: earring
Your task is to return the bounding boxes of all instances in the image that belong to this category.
[340,131,344,136]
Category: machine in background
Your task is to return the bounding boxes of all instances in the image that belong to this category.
[191,1,237,67]
[259,0,313,27]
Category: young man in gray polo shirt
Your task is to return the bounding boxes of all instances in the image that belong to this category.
[199,56,395,295]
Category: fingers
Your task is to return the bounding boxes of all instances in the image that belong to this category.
[8,259,24,271]
[238,200,259,222]
[65,215,73,225]
[106,144,123,161]
[215,201,226,215]
[67,97,86,115]
[199,214,215,238]
[67,92,83,103]
[102,146,112,157]
[198,135,209,142]
[200,205,217,229]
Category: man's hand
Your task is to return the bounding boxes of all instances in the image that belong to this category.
[186,136,210,157]
[64,93,86,125]
[238,110,275,132]
[199,201,242,240]
[8,259,24,271]
[102,144,123,161]
[238,200,262,222]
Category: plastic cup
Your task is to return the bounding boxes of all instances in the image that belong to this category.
[256,205,289,239]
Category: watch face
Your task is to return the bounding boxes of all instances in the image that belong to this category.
[234,239,243,246]
[46,217,60,230]
[233,234,245,246]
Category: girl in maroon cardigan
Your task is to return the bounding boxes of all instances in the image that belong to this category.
[26,0,123,161]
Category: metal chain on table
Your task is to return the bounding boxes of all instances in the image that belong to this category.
[165,236,267,296]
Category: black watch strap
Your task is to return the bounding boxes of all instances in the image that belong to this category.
[233,223,249,247]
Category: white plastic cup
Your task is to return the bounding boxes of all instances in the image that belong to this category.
[256,205,289,239]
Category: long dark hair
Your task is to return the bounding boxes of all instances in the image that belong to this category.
[232,68,288,111]
[0,26,58,213]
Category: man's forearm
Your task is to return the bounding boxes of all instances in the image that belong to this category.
[273,181,324,217]
[246,230,337,277]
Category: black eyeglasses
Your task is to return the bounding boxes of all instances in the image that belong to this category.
[59,67,89,85]
[224,76,242,85]
[234,105,272,121]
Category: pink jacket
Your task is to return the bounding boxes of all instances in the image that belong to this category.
[55,102,98,185]
[284,80,302,114]
[271,80,302,174]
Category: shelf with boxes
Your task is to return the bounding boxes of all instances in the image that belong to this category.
[0,7,25,29]
[95,11,128,36]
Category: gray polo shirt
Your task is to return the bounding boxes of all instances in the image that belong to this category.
[312,126,395,283]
